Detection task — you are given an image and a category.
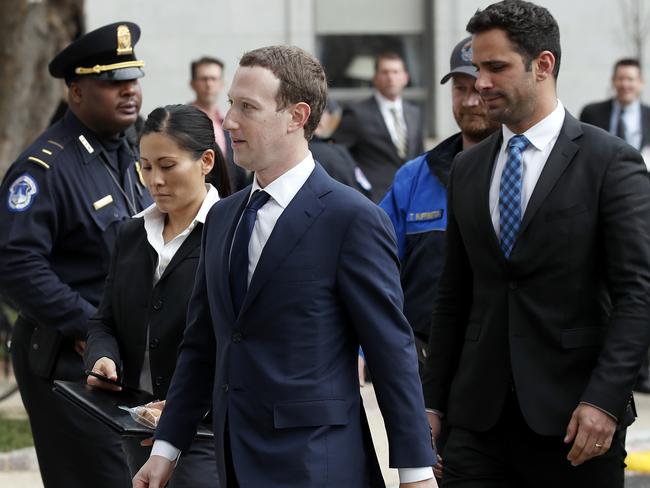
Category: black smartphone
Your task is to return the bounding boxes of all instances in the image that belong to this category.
[85,370,124,388]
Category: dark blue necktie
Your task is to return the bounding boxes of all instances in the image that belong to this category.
[616,108,627,141]
[499,134,530,259]
[229,190,270,314]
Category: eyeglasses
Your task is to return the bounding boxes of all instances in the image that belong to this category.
[195,76,220,83]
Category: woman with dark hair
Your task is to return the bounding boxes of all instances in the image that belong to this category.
[84,104,230,487]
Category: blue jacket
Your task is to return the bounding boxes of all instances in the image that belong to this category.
[380,133,463,337]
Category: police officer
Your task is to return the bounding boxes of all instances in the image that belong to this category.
[0,22,151,487]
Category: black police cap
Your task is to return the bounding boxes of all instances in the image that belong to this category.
[49,21,145,82]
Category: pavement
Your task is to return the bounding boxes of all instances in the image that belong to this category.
[3,385,650,487]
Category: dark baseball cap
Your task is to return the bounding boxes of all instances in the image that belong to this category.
[49,22,145,83]
[440,36,477,84]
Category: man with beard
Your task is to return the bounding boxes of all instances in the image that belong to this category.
[423,1,650,486]
[380,36,499,376]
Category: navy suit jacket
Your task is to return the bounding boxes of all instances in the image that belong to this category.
[156,163,435,487]
[334,96,424,203]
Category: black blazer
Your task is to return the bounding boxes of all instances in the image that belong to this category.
[423,113,650,436]
[579,98,650,149]
[334,96,423,202]
[85,217,202,399]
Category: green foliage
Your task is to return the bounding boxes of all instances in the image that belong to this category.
[0,413,33,452]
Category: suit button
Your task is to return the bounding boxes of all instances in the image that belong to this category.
[509,281,518,290]
[232,332,242,343]
[154,376,163,386]
[32,343,39,350]
[152,300,163,311]
[222,384,229,392]
[149,338,159,349]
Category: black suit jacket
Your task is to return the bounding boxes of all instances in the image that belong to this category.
[423,113,650,436]
[85,217,202,400]
[579,98,650,149]
[334,96,423,202]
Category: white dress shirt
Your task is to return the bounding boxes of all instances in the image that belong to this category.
[375,91,408,149]
[137,184,220,284]
[489,100,566,235]
[609,99,642,150]
[153,158,432,482]
[134,184,219,394]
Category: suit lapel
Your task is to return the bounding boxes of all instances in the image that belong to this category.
[156,224,202,284]
[518,113,582,237]
[141,225,157,286]
[475,133,505,261]
[369,98,399,161]
[238,166,329,317]
[641,105,650,148]
[404,102,419,158]
[221,190,252,319]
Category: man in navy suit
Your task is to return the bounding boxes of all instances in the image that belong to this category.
[134,45,437,488]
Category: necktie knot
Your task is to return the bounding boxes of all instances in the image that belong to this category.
[508,134,530,153]
[247,190,270,212]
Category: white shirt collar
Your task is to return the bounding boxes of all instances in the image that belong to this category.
[250,152,315,209]
[501,99,565,152]
[613,98,641,115]
[374,91,403,113]
[135,183,220,229]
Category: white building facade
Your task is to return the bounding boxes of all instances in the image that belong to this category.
[86,0,645,140]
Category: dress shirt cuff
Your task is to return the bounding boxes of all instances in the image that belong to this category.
[399,467,434,483]
[580,401,618,422]
[425,408,445,419]
[151,440,181,463]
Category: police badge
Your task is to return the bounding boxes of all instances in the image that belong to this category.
[7,174,39,212]
[116,24,133,55]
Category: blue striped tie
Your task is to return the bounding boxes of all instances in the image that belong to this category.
[499,134,530,259]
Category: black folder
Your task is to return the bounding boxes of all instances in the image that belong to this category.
[53,380,213,439]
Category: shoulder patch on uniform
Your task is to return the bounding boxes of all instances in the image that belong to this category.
[7,173,39,212]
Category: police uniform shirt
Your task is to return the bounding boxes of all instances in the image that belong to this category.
[0,109,151,339]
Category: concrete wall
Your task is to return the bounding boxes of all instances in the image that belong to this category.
[434,0,643,139]
[86,0,644,140]
[85,0,315,117]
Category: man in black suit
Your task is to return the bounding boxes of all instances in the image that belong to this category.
[423,1,650,487]
[334,52,424,202]
[580,58,650,152]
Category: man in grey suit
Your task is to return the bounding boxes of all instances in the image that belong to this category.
[334,52,424,202]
